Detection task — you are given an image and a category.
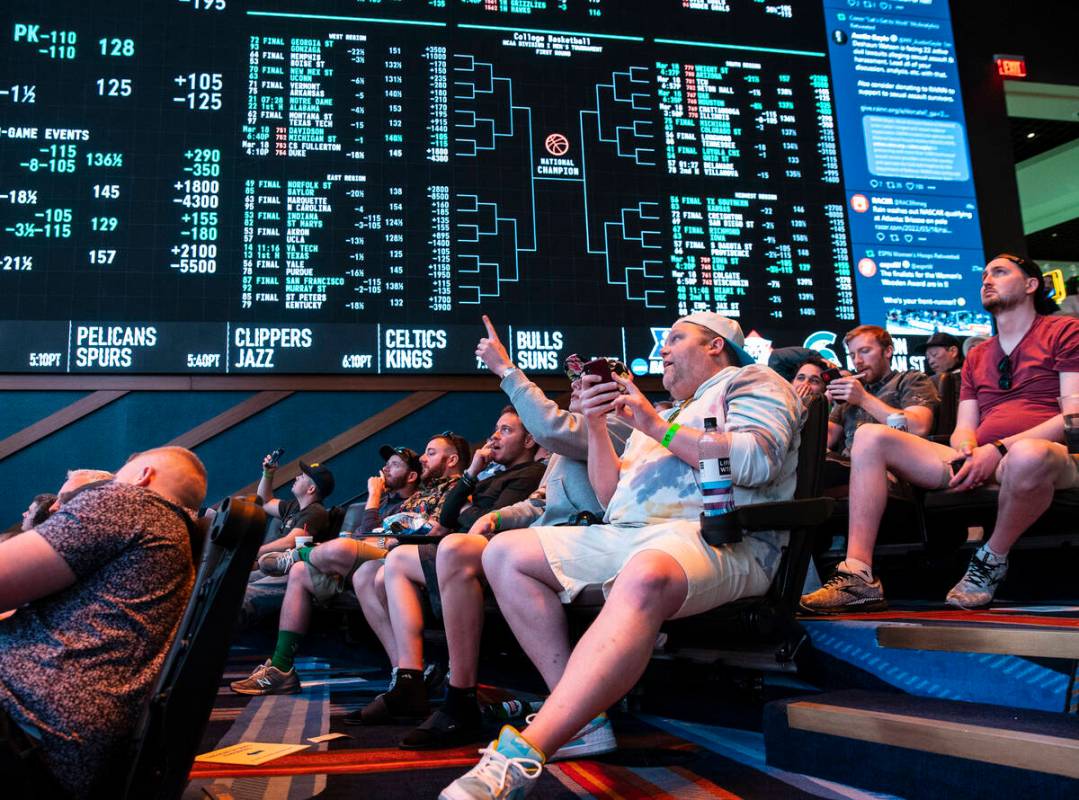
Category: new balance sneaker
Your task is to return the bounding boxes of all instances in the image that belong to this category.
[946,547,1008,609]
[799,569,887,614]
[229,659,301,696]
[439,726,543,800]
[258,548,299,577]
[535,712,616,761]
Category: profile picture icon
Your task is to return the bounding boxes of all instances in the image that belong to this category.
[858,257,878,278]
[833,30,848,45]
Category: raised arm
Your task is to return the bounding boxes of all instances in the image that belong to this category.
[475,314,590,460]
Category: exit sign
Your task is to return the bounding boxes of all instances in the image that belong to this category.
[994,54,1027,78]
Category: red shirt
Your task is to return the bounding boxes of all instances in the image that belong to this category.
[960,314,1079,445]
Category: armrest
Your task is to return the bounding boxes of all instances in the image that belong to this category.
[736,497,835,532]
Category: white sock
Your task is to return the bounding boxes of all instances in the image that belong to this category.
[838,557,874,582]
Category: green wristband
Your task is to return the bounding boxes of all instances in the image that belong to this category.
[660,422,682,449]
[493,510,502,532]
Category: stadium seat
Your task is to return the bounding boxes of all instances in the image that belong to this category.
[116,496,268,799]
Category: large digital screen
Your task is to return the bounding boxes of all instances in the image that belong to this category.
[0,0,987,374]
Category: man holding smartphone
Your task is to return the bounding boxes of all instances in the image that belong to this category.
[440,312,803,800]
[825,324,939,456]
[802,253,1079,614]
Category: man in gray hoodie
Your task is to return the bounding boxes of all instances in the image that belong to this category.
[470,316,631,534]
[347,316,629,753]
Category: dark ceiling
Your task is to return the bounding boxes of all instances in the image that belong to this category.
[1009,117,1079,162]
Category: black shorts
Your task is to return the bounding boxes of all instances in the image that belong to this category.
[417,543,443,620]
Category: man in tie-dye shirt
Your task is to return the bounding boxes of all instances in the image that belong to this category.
[441,312,804,800]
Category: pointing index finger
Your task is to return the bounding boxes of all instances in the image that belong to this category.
[481,315,499,340]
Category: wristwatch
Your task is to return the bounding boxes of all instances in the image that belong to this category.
[500,365,519,379]
[990,439,1008,457]
[377,535,387,549]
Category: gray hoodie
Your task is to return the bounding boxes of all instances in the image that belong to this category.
[496,369,631,529]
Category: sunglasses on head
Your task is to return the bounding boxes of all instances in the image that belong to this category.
[563,353,585,381]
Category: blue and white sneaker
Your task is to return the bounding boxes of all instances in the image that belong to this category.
[439,726,543,800]
[525,711,616,761]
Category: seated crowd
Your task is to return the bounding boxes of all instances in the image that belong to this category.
[2,253,1077,800]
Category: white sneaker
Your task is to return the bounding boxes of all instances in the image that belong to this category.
[439,726,542,800]
[525,712,617,761]
[257,548,299,577]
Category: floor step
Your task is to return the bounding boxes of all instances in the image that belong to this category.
[801,614,1077,712]
[765,689,1079,799]
[876,623,1079,659]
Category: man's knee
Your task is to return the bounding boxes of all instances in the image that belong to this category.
[481,530,528,583]
[850,422,905,460]
[1002,439,1064,486]
[610,553,686,615]
[287,560,312,591]
[352,559,381,594]
[437,533,484,581]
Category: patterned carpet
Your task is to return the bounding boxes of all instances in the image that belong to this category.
[185,646,899,800]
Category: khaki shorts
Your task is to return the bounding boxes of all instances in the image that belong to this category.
[308,538,388,604]
[534,519,773,619]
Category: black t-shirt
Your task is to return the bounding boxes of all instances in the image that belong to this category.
[276,498,331,543]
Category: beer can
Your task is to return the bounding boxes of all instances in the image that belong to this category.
[886,412,908,431]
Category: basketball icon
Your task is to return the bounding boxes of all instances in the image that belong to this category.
[545,133,570,156]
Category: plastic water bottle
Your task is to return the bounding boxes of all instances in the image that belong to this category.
[481,698,544,721]
[698,417,741,545]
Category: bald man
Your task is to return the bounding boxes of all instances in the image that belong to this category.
[0,446,207,799]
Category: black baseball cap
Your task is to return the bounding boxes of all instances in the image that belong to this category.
[913,332,961,355]
[299,461,335,499]
[378,445,422,477]
[993,253,1058,315]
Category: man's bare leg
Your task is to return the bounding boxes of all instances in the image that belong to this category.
[435,533,489,689]
[847,425,958,568]
[383,546,428,672]
[948,440,1076,609]
[349,547,430,724]
[280,560,315,633]
[483,529,571,691]
[988,440,1072,554]
[310,537,387,577]
[520,550,687,757]
[354,560,396,666]
[398,534,493,749]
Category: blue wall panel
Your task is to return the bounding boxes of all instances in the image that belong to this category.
[0,391,248,523]
[0,392,87,440]
[0,387,527,524]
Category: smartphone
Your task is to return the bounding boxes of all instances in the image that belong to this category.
[820,366,843,385]
[950,458,966,476]
[267,447,285,467]
[582,357,628,383]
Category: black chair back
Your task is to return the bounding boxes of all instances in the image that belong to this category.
[933,371,960,437]
[794,394,829,500]
[119,496,267,799]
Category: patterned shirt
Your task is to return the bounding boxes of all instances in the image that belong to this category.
[0,482,195,797]
[829,368,939,455]
[401,474,460,523]
[358,474,460,534]
[604,365,804,579]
